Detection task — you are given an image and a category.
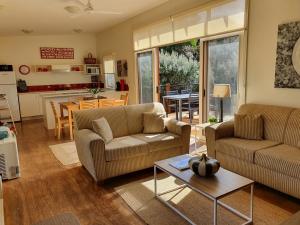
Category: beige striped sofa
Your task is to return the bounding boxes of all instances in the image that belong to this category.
[73,102,191,183]
[206,104,300,199]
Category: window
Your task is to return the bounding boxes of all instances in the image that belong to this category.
[103,56,116,89]
[137,51,154,103]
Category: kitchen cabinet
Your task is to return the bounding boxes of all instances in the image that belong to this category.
[19,93,42,118]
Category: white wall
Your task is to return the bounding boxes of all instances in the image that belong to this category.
[246,0,300,107]
[96,0,211,104]
[0,34,97,85]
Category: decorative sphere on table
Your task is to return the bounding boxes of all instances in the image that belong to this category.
[188,153,220,177]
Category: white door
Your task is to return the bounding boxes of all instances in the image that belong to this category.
[0,85,21,122]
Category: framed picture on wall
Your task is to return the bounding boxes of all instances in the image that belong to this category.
[275,21,300,88]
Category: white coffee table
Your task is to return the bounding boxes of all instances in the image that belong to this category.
[154,155,254,225]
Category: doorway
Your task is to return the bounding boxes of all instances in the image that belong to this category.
[158,39,200,123]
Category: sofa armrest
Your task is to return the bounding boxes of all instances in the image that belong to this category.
[74,129,106,182]
[164,118,191,154]
[205,120,234,158]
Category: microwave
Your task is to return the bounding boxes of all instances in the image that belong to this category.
[0,65,13,72]
[85,65,100,75]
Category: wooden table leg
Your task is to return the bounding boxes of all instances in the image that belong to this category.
[68,108,73,140]
[60,104,64,118]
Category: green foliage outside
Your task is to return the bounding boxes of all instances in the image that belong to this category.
[159,40,200,92]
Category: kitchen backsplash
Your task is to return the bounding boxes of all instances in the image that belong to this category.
[21,82,104,93]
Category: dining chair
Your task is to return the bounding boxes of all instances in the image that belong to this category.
[120,93,129,105]
[114,100,125,106]
[99,99,115,108]
[79,100,98,110]
[165,90,179,119]
[182,93,199,123]
[50,101,69,140]
[181,89,190,94]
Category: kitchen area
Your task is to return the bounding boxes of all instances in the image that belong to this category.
[0,62,128,135]
[0,36,129,139]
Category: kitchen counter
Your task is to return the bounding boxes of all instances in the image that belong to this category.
[18,89,89,95]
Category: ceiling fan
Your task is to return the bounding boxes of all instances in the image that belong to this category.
[64,0,122,17]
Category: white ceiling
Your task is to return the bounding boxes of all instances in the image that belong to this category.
[0,0,168,36]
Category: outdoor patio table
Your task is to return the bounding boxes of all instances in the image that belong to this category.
[162,93,199,121]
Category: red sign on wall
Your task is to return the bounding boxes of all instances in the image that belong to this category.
[40,47,74,59]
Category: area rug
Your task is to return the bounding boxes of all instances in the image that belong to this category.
[49,142,80,167]
[32,212,81,225]
[115,175,292,225]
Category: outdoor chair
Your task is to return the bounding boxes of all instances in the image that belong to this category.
[165,90,179,119]
[182,93,199,123]
[181,89,190,94]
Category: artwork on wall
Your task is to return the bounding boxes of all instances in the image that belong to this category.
[40,47,74,59]
[116,60,128,77]
[275,21,300,88]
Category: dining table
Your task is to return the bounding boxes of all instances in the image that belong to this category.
[162,93,199,121]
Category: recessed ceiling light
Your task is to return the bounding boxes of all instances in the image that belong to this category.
[64,6,81,14]
[21,29,34,34]
[73,29,83,34]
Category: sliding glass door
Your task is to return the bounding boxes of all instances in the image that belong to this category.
[206,36,240,121]
[137,51,154,103]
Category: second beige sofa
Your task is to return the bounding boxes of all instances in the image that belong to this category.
[206,104,300,199]
[73,102,191,183]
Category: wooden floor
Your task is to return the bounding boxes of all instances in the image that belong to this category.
[3,119,300,225]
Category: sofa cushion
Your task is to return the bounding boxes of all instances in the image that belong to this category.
[105,136,149,161]
[92,117,113,143]
[238,104,294,142]
[255,144,300,179]
[132,132,181,152]
[143,112,165,134]
[284,109,300,147]
[124,103,166,135]
[234,114,263,140]
[216,138,280,163]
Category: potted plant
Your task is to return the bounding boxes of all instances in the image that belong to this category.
[88,88,102,98]
[208,116,218,124]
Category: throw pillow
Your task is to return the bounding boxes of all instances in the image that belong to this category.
[234,113,264,140]
[143,112,165,134]
[92,117,113,143]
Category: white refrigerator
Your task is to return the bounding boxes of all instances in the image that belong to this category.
[0,72,21,122]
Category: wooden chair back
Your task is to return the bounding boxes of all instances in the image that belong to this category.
[120,93,129,105]
[79,100,98,110]
[114,100,125,106]
[99,99,115,108]
[50,101,59,119]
